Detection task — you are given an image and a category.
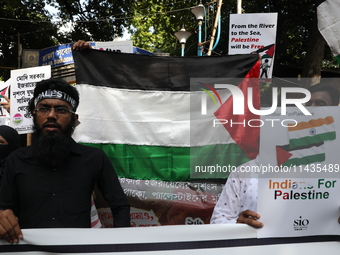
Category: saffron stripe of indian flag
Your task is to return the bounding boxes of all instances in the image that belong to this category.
[73,84,249,181]
[287,116,336,149]
[282,143,325,167]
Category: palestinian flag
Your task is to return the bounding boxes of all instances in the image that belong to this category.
[255,44,275,59]
[0,87,8,98]
[73,49,260,226]
[277,116,336,167]
[317,0,340,64]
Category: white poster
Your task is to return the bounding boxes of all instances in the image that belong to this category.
[257,107,340,238]
[93,41,133,53]
[0,79,11,125]
[1,225,340,254]
[228,13,278,79]
[10,66,51,134]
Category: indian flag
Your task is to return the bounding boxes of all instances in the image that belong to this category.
[317,0,340,64]
[277,116,336,167]
[72,49,260,226]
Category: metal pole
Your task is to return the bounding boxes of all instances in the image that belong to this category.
[17,33,21,68]
[207,0,223,56]
[181,44,185,57]
[198,21,203,56]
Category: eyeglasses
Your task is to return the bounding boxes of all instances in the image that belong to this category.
[34,107,75,115]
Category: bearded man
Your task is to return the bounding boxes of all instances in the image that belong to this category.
[0,79,130,243]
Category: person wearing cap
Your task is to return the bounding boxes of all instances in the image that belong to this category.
[0,78,130,243]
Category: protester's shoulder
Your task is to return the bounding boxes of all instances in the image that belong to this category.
[7,146,31,159]
[3,147,32,169]
[73,143,107,157]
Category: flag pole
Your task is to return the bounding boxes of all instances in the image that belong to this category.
[237,0,242,14]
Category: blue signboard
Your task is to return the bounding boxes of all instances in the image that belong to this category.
[39,43,96,68]
[39,42,153,68]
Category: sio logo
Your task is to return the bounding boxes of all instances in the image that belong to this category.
[185,217,204,225]
[293,216,309,231]
[13,113,23,125]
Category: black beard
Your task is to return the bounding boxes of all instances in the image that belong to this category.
[31,118,75,165]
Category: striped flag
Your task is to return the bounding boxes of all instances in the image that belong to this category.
[0,87,8,98]
[73,49,259,226]
[277,116,336,166]
[317,0,340,64]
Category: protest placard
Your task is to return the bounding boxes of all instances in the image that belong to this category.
[257,107,340,238]
[10,66,51,134]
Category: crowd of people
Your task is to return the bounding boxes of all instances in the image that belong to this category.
[0,40,339,244]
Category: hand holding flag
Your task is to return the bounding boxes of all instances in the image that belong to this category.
[0,95,10,113]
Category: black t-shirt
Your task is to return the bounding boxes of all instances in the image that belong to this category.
[0,139,130,228]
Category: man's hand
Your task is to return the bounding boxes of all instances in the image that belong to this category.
[0,95,10,113]
[0,209,22,243]
[72,40,92,50]
[236,210,264,228]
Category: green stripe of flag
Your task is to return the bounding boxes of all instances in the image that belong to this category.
[282,153,326,167]
[335,54,340,65]
[289,131,336,149]
[82,143,249,181]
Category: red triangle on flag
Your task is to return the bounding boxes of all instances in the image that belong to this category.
[0,87,8,97]
[214,61,261,160]
[276,146,292,166]
[265,45,275,58]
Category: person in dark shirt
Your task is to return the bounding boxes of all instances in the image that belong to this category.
[0,125,20,187]
[0,78,130,243]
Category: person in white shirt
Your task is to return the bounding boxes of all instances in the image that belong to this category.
[210,83,340,228]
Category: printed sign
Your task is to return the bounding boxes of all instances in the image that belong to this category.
[93,41,133,53]
[257,107,340,238]
[10,66,51,134]
[228,13,278,79]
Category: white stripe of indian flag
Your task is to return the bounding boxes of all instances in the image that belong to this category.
[287,116,335,149]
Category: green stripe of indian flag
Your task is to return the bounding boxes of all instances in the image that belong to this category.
[288,117,336,149]
[282,143,325,167]
[74,84,235,147]
[289,132,335,149]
